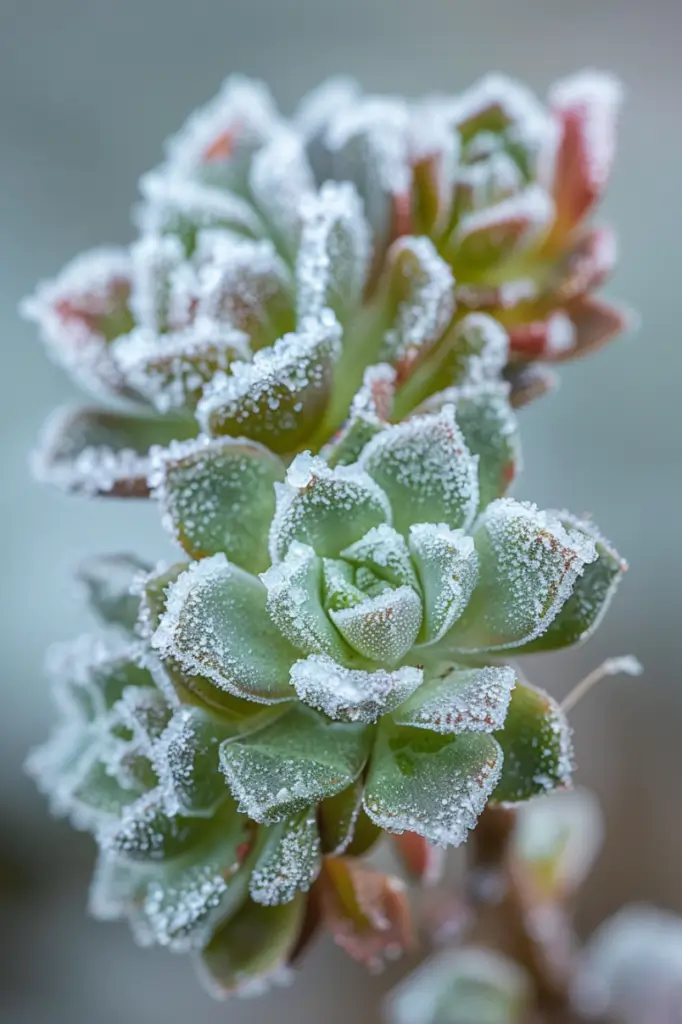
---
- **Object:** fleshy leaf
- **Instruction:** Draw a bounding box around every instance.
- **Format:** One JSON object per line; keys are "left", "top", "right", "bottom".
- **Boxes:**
{"left": 200, "top": 893, "right": 306, "bottom": 998}
{"left": 319, "top": 856, "right": 414, "bottom": 970}
{"left": 547, "top": 71, "right": 623, "bottom": 235}
{"left": 491, "top": 683, "right": 573, "bottom": 804}
{"left": 219, "top": 703, "right": 371, "bottom": 823}
{"left": 409, "top": 524, "right": 479, "bottom": 644}
{"left": 324, "top": 363, "right": 396, "bottom": 468}
{"left": 197, "top": 311, "right": 341, "bottom": 453}
{"left": 517, "top": 515, "right": 626, "bottom": 652}
{"left": 319, "top": 780, "right": 364, "bottom": 855}
{"left": 152, "top": 706, "right": 238, "bottom": 816}
{"left": 77, "top": 553, "right": 150, "bottom": 632}
{"left": 290, "top": 655, "right": 423, "bottom": 723}
{"left": 363, "top": 721, "right": 502, "bottom": 846}
{"left": 149, "top": 435, "right": 284, "bottom": 571}
{"left": 249, "top": 808, "right": 321, "bottom": 906}
{"left": 100, "top": 789, "right": 209, "bottom": 862}
{"left": 152, "top": 554, "right": 298, "bottom": 704}
{"left": 138, "top": 174, "right": 264, "bottom": 243}
{"left": 446, "top": 383, "right": 520, "bottom": 509}
{"left": 386, "top": 946, "right": 531, "bottom": 1024}
{"left": 21, "top": 248, "right": 134, "bottom": 398}
{"left": 248, "top": 130, "right": 315, "bottom": 258}
{"left": 378, "top": 237, "right": 455, "bottom": 378}
{"left": 448, "top": 185, "right": 554, "bottom": 274}
{"left": 359, "top": 407, "right": 479, "bottom": 536}
{"left": 260, "top": 543, "right": 349, "bottom": 660}
{"left": 393, "top": 665, "right": 516, "bottom": 735}
{"left": 33, "top": 407, "right": 197, "bottom": 497}
{"left": 269, "top": 453, "right": 391, "bottom": 563}
{"left": 446, "top": 499, "right": 597, "bottom": 652}
{"left": 341, "top": 523, "right": 417, "bottom": 589}
{"left": 329, "top": 585, "right": 423, "bottom": 664}
{"left": 296, "top": 180, "right": 371, "bottom": 323}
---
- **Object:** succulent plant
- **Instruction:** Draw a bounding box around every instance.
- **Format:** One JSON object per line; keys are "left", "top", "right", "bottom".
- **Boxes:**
{"left": 26, "top": 69, "right": 632, "bottom": 1003}
{"left": 24, "top": 71, "right": 625, "bottom": 497}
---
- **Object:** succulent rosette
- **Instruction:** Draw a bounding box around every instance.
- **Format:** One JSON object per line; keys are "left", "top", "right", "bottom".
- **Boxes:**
{"left": 24, "top": 70, "right": 625, "bottom": 496}
{"left": 28, "top": 393, "right": 626, "bottom": 994}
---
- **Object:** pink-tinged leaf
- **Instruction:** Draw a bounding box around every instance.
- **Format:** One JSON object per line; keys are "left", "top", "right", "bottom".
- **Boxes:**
{"left": 547, "top": 71, "right": 623, "bottom": 235}
{"left": 508, "top": 312, "right": 576, "bottom": 360}
{"left": 506, "top": 364, "right": 558, "bottom": 409}
{"left": 319, "top": 856, "right": 414, "bottom": 971}
{"left": 554, "top": 225, "right": 617, "bottom": 305}
{"left": 392, "top": 831, "right": 445, "bottom": 886}
{"left": 409, "top": 104, "right": 458, "bottom": 237}
{"left": 32, "top": 406, "right": 196, "bottom": 498}
{"left": 559, "top": 297, "right": 631, "bottom": 362}
{"left": 21, "top": 249, "right": 135, "bottom": 398}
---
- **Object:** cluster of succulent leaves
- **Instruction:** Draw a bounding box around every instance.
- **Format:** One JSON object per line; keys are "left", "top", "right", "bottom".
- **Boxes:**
{"left": 27, "top": 69, "right": 628, "bottom": 997}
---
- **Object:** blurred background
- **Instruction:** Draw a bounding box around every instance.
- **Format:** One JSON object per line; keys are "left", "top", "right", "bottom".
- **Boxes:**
{"left": 1, "top": 0, "right": 680, "bottom": 1020}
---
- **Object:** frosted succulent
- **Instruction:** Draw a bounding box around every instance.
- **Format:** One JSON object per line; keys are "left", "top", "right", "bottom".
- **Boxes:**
{"left": 25, "top": 71, "right": 625, "bottom": 496}
{"left": 26, "top": 66, "right": 634, "bottom": 1006}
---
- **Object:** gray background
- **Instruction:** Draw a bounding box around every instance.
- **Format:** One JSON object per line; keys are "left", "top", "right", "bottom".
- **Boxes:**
{"left": 0, "top": 0, "right": 680, "bottom": 1020}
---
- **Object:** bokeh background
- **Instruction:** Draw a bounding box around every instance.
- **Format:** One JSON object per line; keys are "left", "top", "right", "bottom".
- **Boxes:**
{"left": 1, "top": 0, "right": 680, "bottom": 1020}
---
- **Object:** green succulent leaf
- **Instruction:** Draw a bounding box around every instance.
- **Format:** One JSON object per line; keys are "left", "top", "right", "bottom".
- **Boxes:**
{"left": 363, "top": 720, "right": 502, "bottom": 846}
{"left": 446, "top": 382, "right": 520, "bottom": 510}
{"left": 324, "top": 363, "right": 395, "bottom": 468}
{"left": 149, "top": 435, "right": 284, "bottom": 571}
{"left": 296, "top": 180, "right": 371, "bottom": 324}
{"left": 392, "top": 665, "right": 517, "bottom": 735}
{"left": 341, "top": 523, "right": 418, "bottom": 589}
{"left": 290, "top": 655, "right": 423, "bottom": 723}
{"left": 153, "top": 707, "right": 239, "bottom": 816}
{"left": 329, "top": 585, "right": 423, "bottom": 664}
{"left": 409, "top": 524, "right": 479, "bottom": 644}
{"left": 101, "top": 789, "right": 210, "bottom": 862}
{"left": 491, "top": 683, "right": 573, "bottom": 804}
{"left": 516, "top": 516, "right": 627, "bottom": 653}
{"left": 445, "top": 499, "right": 597, "bottom": 652}
{"left": 200, "top": 892, "right": 306, "bottom": 998}
{"left": 319, "top": 780, "right": 364, "bottom": 855}
{"left": 249, "top": 808, "right": 321, "bottom": 906}
{"left": 197, "top": 312, "right": 341, "bottom": 453}
{"left": 77, "top": 553, "right": 150, "bottom": 633}
{"left": 33, "top": 406, "right": 197, "bottom": 497}
{"left": 359, "top": 407, "right": 479, "bottom": 536}
{"left": 269, "top": 453, "right": 391, "bottom": 563}
{"left": 219, "top": 703, "right": 371, "bottom": 823}
{"left": 261, "top": 543, "right": 350, "bottom": 660}
{"left": 448, "top": 185, "right": 554, "bottom": 274}
{"left": 152, "top": 554, "right": 298, "bottom": 704}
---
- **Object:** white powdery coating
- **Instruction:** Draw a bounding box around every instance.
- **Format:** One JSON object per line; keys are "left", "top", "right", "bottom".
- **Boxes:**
{"left": 129, "top": 233, "right": 186, "bottom": 332}
{"left": 350, "top": 363, "right": 397, "bottom": 421}
{"left": 248, "top": 129, "right": 315, "bottom": 244}
{"left": 31, "top": 406, "right": 150, "bottom": 497}
{"left": 359, "top": 406, "right": 480, "bottom": 534}
{"left": 342, "top": 523, "right": 416, "bottom": 588}
{"left": 291, "top": 655, "right": 423, "bottom": 724}
{"left": 449, "top": 73, "right": 554, "bottom": 162}
{"left": 464, "top": 498, "right": 597, "bottom": 651}
{"left": 454, "top": 183, "right": 555, "bottom": 251}
{"left": 164, "top": 73, "right": 281, "bottom": 175}
{"left": 544, "top": 311, "right": 577, "bottom": 356}
{"left": 196, "top": 310, "right": 341, "bottom": 435}
{"left": 380, "top": 237, "right": 455, "bottom": 366}
{"left": 112, "top": 324, "right": 249, "bottom": 414}
{"left": 20, "top": 247, "right": 131, "bottom": 396}
{"left": 249, "top": 811, "right": 321, "bottom": 907}
{"left": 296, "top": 180, "right": 372, "bottom": 319}
{"left": 268, "top": 451, "right": 392, "bottom": 564}
{"left": 329, "top": 585, "right": 423, "bottom": 665}
{"left": 194, "top": 233, "right": 290, "bottom": 327}
{"left": 394, "top": 665, "right": 516, "bottom": 735}
{"left": 325, "top": 95, "right": 413, "bottom": 198}
{"left": 143, "top": 866, "right": 228, "bottom": 952}
{"left": 137, "top": 173, "right": 263, "bottom": 237}
{"left": 548, "top": 70, "right": 624, "bottom": 193}
{"left": 458, "top": 313, "right": 509, "bottom": 384}
{"left": 409, "top": 524, "right": 479, "bottom": 644}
